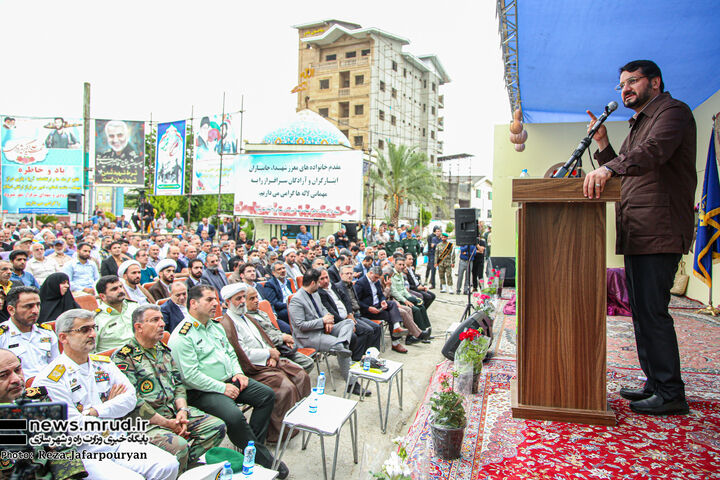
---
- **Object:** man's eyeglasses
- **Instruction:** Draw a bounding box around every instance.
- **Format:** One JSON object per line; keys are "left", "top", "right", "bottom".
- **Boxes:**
{"left": 66, "top": 324, "right": 98, "bottom": 334}
{"left": 615, "top": 76, "right": 648, "bottom": 91}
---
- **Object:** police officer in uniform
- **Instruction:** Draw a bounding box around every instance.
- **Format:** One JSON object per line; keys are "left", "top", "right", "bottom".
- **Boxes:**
{"left": 33, "top": 309, "right": 179, "bottom": 480}
{"left": 93, "top": 276, "right": 139, "bottom": 353}
{"left": 0, "top": 287, "right": 59, "bottom": 379}
{"left": 112, "top": 304, "right": 226, "bottom": 473}
{"left": 168, "top": 285, "right": 288, "bottom": 479}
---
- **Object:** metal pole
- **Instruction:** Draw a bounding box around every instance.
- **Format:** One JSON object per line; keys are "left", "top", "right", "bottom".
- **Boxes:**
{"left": 83, "top": 82, "right": 91, "bottom": 225}
{"left": 187, "top": 105, "right": 193, "bottom": 225}
{"left": 215, "top": 93, "right": 226, "bottom": 240}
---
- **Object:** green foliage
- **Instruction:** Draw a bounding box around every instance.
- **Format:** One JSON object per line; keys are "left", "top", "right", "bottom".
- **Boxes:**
{"left": 420, "top": 207, "right": 432, "bottom": 228}
{"left": 455, "top": 331, "right": 490, "bottom": 374}
{"left": 445, "top": 221, "right": 454, "bottom": 233}
{"left": 429, "top": 371, "right": 466, "bottom": 429}
{"left": 36, "top": 215, "right": 58, "bottom": 224}
{"left": 368, "top": 143, "right": 445, "bottom": 226}
{"left": 104, "top": 211, "right": 116, "bottom": 222}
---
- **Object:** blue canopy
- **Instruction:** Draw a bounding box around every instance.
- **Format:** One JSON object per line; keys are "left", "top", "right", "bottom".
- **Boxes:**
{"left": 517, "top": 1, "right": 720, "bottom": 123}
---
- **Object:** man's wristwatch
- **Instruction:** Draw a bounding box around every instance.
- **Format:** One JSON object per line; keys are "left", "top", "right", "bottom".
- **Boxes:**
{"left": 604, "top": 166, "right": 615, "bottom": 176}
{"left": 178, "top": 407, "right": 190, "bottom": 414}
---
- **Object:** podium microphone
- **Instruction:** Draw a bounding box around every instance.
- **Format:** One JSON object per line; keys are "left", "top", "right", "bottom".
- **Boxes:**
{"left": 553, "top": 101, "right": 619, "bottom": 178}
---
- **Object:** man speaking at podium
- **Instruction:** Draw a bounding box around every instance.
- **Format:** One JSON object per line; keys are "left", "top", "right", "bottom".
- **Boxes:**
{"left": 583, "top": 60, "right": 696, "bottom": 416}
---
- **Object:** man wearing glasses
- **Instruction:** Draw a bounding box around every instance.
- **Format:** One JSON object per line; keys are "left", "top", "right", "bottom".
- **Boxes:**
{"left": 583, "top": 60, "right": 696, "bottom": 416}
{"left": 33, "top": 309, "right": 180, "bottom": 479}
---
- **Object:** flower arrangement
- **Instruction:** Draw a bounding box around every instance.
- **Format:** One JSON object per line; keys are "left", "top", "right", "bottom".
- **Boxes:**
{"left": 455, "top": 328, "right": 491, "bottom": 375}
{"left": 481, "top": 269, "right": 505, "bottom": 297}
{"left": 371, "top": 437, "right": 412, "bottom": 480}
{"left": 472, "top": 293, "right": 496, "bottom": 317}
{"left": 429, "top": 370, "right": 466, "bottom": 428}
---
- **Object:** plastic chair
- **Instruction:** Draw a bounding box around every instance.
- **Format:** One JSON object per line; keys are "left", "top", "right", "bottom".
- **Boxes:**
{"left": 157, "top": 298, "right": 170, "bottom": 306}
{"left": 225, "top": 272, "right": 233, "bottom": 279}
{"left": 142, "top": 282, "right": 156, "bottom": 290}
{"left": 295, "top": 276, "right": 303, "bottom": 288}
{"left": 97, "top": 348, "right": 117, "bottom": 357}
{"left": 161, "top": 331, "right": 170, "bottom": 346}
{"left": 74, "top": 295, "right": 98, "bottom": 311}
{"left": 288, "top": 278, "right": 297, "bottom": 293}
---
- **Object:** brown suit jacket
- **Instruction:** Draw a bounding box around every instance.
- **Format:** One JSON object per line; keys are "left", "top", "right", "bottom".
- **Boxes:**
{"left": 147, "top": 280, "right": 170, "bottom": 302}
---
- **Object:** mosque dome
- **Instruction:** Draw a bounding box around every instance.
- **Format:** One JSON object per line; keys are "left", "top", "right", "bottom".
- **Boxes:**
{"left": 262, "top": 109, "right": 351, "bottom": 147}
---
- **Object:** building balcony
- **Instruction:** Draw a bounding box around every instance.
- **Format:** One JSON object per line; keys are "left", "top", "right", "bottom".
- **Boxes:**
{"left": 314, "top": 60, "right": 338, "bottom": 73}
{"left": 438, "top": 95, "right": 444, "bottom": 108}
{"left": 437, "top": 141, "right": 444, "bottom": 154}
{"left": 438, "top": 117, "right": 444, "bottom": 131}
{"left": 340, "top": 57, "right": 369, "bottom": 68}
{"left": 338, "top": 88, "right": 351, "bottom": 97}
{"left": 338, "top": 117, "right": 349, "bottom": 126}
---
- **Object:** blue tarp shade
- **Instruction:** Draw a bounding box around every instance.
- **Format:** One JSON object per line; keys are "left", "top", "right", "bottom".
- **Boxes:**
{"left": 518, "top": 1, "right": 720, "bottom": 123}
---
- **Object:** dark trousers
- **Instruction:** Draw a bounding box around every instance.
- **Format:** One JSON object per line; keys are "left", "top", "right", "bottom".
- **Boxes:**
{"left": 348, "top": 316, "right": 382, "bottom": 360}
{"left": 406, "top": 296, "right": 431, "bottom": 330}
{"left": 275, "top": 307, "right": 291, "bottom": 334}
{"left": 410, "top": 288, "right": 435, "bottom": 309}
{"left": 365, "top": 301, "right": 403, "bottom": 339}
{"left": 425, "top": 252, "right": 436, "bottom": 287}
{"left": 624, "top": 253, "right": 684, "bottom": 400}
{"left": 472, "top": 255, "right": 484, "bottom": 290}
{"left": 187, "top": 378, "right": 276, "bottom": 468}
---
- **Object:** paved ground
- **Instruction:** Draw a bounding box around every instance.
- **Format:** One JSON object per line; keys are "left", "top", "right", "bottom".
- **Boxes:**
{"left": 250, "top": 286, "right": 470, "bottom": 479}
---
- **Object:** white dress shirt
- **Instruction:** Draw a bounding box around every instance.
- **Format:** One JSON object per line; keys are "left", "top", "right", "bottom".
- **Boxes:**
{"left": 0, "top": 320, "right": 59, "bottom": 378}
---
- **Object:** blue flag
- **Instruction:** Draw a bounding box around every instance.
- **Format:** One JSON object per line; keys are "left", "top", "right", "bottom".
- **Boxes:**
{"left": 693, "top": 128, "right": 720, "bottom": 287}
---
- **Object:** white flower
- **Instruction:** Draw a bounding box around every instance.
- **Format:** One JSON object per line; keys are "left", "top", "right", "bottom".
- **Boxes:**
{"left": 392, "top": 436, "right": 406, "bottom": 446}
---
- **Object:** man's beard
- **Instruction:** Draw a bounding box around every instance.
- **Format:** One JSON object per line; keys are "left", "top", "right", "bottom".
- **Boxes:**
{"left": 228, "top": 303, "right": 246, "bottom": 316}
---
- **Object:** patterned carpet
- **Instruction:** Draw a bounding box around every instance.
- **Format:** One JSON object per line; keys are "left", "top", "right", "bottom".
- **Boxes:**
{"left": 405, "top": 290, "right": 720, "bottom": 479}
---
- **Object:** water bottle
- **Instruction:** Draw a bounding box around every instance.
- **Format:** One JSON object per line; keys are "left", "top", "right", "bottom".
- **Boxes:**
{"left": 220, "top": 461, "right": 233, "bottom": 480}
{"left": 242, "top": 441, "right": 256, "bottom": 476}
{"left": 308, "top": 387, "right": 318, "bottom": 414}
{"left": 316, "top": 372, "right": 326, "bottom": 395}
{"left": 363, "top": 350, "right": 371, "bottom": 371}
{"left": 519, "top": 169, "right": 530, "bottom": 178}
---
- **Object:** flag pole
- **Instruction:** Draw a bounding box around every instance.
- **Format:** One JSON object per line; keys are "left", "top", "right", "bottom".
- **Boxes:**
{"left": 697, "top": 113, "right": 720, "bottom": 316}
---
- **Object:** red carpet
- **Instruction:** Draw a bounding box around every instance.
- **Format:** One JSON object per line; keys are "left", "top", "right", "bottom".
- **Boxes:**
{"left": 405, "top": 291, "right": 720, "bottom": 479}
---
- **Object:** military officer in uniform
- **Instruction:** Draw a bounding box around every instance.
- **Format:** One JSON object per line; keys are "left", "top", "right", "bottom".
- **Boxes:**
{"left": 0, "top": 286, "right": 59, "bottom": 379}
{"left": 112, "top": 304, "right": 226, "bottom": 473}
{"left": 93, "top": 275, "right": 139, "bottom": 353}
{"left": 33, "top": 309, "right": 179, "bottom": 480}
{"left": 435, "top": 233, "right": 456, "bottom": 293}
{"left": 0, "top": 347, "right": 88, "bottom": 480}
{"left": 168, "top": 285, "right": 288, "bottom": 479}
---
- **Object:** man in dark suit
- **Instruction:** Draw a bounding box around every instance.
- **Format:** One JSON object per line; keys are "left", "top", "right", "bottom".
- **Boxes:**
{"left": 185, "top": 259, "right": 204, "bottom": 290}
{"left": 317, "top": 268, "right": 380, "bottom": 361}
{"left": 327, "top": 255, "right": 344, "bottom": 284}
{"left": 404, "top": 253, "right": 435, "bottom": 309}
{"left": 353, "top": 266, "right": 408, "bottom": 353}
{"left": 160, "top": 281, "right": 188, "bottom": 332}
{"left": 354, "top": 255, "right": 373, "bottom": 279}
{"left": 262, "top": 261, "right": 293, "bottom": 334}
{"left": 195, "top": 218, "right": 216, "bottom": 241}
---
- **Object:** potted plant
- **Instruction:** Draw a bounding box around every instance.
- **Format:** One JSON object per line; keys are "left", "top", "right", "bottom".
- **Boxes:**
{"left": 371, "top": 437, "right": 412, "bottom": 479}
{"left": 454, "top": 328, "right": 491, "bottom": 393}
{"left": 429, "top": 371, "right": 466, "bottom": 460}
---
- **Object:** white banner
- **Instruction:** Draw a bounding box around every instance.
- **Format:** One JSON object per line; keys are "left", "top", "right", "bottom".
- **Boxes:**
{"left": 233, "top": 151, "right": 363, "bottom": 221}
{"left": 192, "top": 113, "right": 238, "bottom": 194}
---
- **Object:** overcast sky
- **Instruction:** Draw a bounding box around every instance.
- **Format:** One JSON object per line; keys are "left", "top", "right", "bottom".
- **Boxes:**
{"left": 1, "top": 0, "right": 509, "bottom": 176}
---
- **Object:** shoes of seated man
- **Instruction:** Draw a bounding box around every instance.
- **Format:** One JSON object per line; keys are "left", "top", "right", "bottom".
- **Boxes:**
{"left": 392, "top": 326, "right": 408, "bottom": 335}
{"left": 406, "top": 335, "right": 421, "bottom": 345}
{"left": 391, "top": 343, "right": 408, "bottom": 353}
{"left": 277, "top": 461, "right": 289, "bottom": 479}
{"left": 328, "top": 344, "right": 352, "bottom": 356}
{"left": 346, "top": 381, "right": 372, "bottom": 397}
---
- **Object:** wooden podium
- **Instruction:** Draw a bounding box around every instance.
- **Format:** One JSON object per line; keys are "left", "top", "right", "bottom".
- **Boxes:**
{"left": 510, "top": 178, "right": 621, "bottom": 426}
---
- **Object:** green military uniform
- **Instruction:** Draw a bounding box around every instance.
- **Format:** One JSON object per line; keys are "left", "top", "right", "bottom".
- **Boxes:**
{"left": 111, "top": 338, "right": 225, "bottom": 472}
{"left": 390, "top": 270, "right": 431, "bottom": 330}
{"left": 0, "top": 386, "right": 87, "bottom": 480}
{"left": 384, "top": 239, "right": 401, "bottom": 258}
{"left": 93, "top": 300, "right": 139, "bottom": 353}
{"left": 401, "top": 238, "right": 422, "bottom": 264}
{"left": 435, "top": 237, "right": 456, "bottom": 291}
{"left": 168, "top": 315, "right": 277, "bottom": 469}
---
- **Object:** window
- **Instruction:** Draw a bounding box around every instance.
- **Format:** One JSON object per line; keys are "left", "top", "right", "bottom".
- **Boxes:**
{"left": 432, "top": 82, "right": 436, "bottom": 92}
{"left": 487, "top": 210, "right": 492, "bottom": 219}
{"left": 318, "top": 107, "right": 329, "bottom": 117}
{"left": 423, "top": 79, "right": 427, "bottom": 88}
{"left": 354, "top": 136, "right": 363, "bottom": 147}
{"left": 379, "top": 81, "right": 386, "bottom": 91}
{"left": 326, "top": 54, "right": 336, "bottom": 61}
{"left": 354, "top": 75, "right": 364, "bottom": 85}
{"left": 379, "top": 110, "right": 385, "bottom": 121}
{"left": 341, "top": 129, "right": 349, "bottom": 138}
{"left": 431, "top": 130, "right": 435, "bottom": 139}
{"left": 361, "top": 49, "right": 370, "bottom": 56}
{"left": 403, "top": 68, "right": 407, "bottom": 78}
{"left": 391, "top": 88, "right": 397, "bottom": 99}
{"left": 422, "top": 128, "right": 426, "bottom": 136}
{"left": 476, "top": 189, "right": 482, "bottom": 199}
{"left": 346, "top": 51, "right": 356, "bottom": 58}
{"left": 430, "top": 155, "right": 435, "bottom": 163}
{"left": 391, "top": 115, "right": 396, "bottom": 126}
{"left": 319, "top": 79, "right": 330, "bottom": 89}
{"left": 354, "top": 104, "right": 364, "bottom": 115}
{"left": 340, "top": 71, "right": 350, "bottom": 88}
{"left": 431, "top": 106, "right": 436, "bottom": 115}
{"left": 488, "top": 191, "right": 492, "bottom": 200}
{"left": 423, "top": 103, "right": 426, "bottom": 112}
{"left": 378, "top": 139, "right": 384, "bottom": 149}
{"left": 339, "top": 102, "right": 350, "bottom": 117}
{"left": 392, "top": 60, "right": 398, "bottom": 71}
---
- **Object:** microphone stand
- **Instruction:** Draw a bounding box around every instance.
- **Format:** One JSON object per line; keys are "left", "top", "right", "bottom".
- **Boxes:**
{"left": 553, "top": 104, "right": 613, "bottom": 178}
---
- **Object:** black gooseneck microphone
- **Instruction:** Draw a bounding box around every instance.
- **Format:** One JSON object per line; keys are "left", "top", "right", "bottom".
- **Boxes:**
{"left": 553, "top": 101, "right": 619, "bottom": 178}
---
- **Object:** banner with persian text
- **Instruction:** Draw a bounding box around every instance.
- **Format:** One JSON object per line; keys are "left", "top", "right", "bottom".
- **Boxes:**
{"left": 94, "top": 119, "right": 145, "bottom": 186}
{"left": 192, "top": 113, "right": 238, "bottom": 195}
{"left": 233, "top": 150, "right": 362, "bottom": 221}
{"left": 154, "top": 120, "right": 186, "bottom": 196}
{"left": 1, "top": 116, "right": 83, "bottom": 214}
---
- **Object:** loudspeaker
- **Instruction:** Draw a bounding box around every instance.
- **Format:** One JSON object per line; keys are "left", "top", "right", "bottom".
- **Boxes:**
{"left": 489, "top": 256, "right": 516, "bottom": 287}
{"left": 442, "top": 311, "right": 494, "bottom": 361}
{"left": 67, "top": 193, "right": 82, "bottom": 214}
{"left": 454, "top": 208, "right": 478, "bottom": 246}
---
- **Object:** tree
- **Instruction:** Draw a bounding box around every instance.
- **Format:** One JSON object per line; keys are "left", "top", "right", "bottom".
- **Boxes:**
{"left": 367, "top": 143, "right": 445, "bottom": 226}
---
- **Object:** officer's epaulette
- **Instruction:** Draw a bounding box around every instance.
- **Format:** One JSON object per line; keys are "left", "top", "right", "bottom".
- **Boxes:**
{"left": 39, "top": 323, "right": 53, "bottom": 331}
{"left": 0, "top": 324, "right": 7, "bottom": 335}
{"left": 95, "top": 308, "right": 102, "bottom": 313}
{"left": 117, "top": 345, "right": 134, "bottom": 357}
{"left": 25, "top": 386, "right": 48, "bottom": 399}
{"left": 89, "top": 354, "right": 111, "bottom": 363}
{"left": 179, "top": 321, "right": 192, "bottom": 336}
{"left": 47, "top": 364, "right": 66, "bottom": 382}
